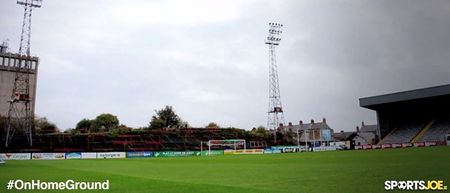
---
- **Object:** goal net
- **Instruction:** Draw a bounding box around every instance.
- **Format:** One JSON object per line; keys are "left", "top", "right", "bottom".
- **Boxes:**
{"left": 204, "top": 139, "right": 246, "bottom": 155}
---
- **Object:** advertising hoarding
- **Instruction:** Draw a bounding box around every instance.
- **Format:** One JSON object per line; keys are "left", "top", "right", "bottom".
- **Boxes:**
{"left": 97, "top": 152, "right": 126, "bottom": 159}
{"left": 81, "top": 152, "right": 97, "bottom": 159}
{"left": 224, "top": 149, "right": 264, "bottom": 155}
{"left": 65, "top": 152, "right": 81, "bottom": 159}
{"left": 126, "top": 151, "right": 154, "bottom": 158}
{"left": 0, "top": 153, "right": 31, "bottom": 160}
{"left": 154, "top": 151, "right": 201, "bottom": 157}
{"left": 381, "top": 144, "right": 392, "bottom": 149}
{"left": 200, "top": 150, "right": 224, "bottom": 156}
{"left": 32, "top": 153, "right": 65, "bottom": 160}
{"left": 313, "top": 146, "right": 337, "bottom": 152}
{"left": 391, "top": 144, "right": 402, "bottom": 148}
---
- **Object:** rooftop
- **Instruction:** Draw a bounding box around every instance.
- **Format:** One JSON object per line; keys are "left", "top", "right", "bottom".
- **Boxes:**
{"left": 359, "top": 84, "right": 450, "bottom": 109}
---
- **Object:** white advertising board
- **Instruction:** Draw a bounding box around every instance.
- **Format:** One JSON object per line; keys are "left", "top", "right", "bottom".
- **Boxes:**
{"left": 81, "top": 152, "right": 97, "bottom": 159}
{"left": 0, "top": 153, "right": 31, "bottom": 160}
{"left": 96, "top": 152, "right": 126, "bottom": 159}
{"left": 313, "top": 146, "right": 337, "bottom": 152}
{"left": 32, "top": 153, "right": 65, "bottom": 160}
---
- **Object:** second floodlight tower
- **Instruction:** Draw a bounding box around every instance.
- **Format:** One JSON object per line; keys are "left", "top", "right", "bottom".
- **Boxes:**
{"left": 4, "top": 0, "right": 42, "bottom": 148}
{"left": 265, "top": 22, "right": 285, "bottom": 141}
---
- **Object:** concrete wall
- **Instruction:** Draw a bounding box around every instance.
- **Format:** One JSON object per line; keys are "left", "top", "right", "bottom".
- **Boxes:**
{"left": 0, "top": 52, "right": 38, "bottom": 117}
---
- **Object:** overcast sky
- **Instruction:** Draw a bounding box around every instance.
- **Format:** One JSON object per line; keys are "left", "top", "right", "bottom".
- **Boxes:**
{"left": 1, "top": 0, "right": 449, "bottom": 131}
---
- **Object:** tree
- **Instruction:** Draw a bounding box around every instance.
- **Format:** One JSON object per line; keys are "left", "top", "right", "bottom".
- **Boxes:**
{"left": 252, "top": 126, "right": 269, "bottom": 138}
{"left": 76, "top": 118, "right": 92, "bottom": 132}
{"left": 148, "top": 106, "right": 186, "bottom": 129}
{"left": 35, "top": 117, "right": 59, "bottom": 134}
{"left": 76, "top": 118, "right": 92, "bottom": 130}
{"left": 92, "top": 113, "right": 119, "bottom": 132}
{"left": 206, "top": 122, "right": 220, "bottom": 128}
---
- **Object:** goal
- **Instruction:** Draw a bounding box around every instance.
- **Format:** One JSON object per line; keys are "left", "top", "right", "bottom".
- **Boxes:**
{"left": 205, "top": 139, "right": 246, "bottom": 155}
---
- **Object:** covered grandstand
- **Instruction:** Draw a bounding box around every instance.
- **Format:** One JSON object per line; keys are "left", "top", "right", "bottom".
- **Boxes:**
{"left": 359, "top": 84, "right": 450, "bottom": 145}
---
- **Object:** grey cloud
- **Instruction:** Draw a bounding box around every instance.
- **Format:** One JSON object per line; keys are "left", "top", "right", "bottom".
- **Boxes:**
{"left": 1, "top": 0, "right": 449, "bottom": 131}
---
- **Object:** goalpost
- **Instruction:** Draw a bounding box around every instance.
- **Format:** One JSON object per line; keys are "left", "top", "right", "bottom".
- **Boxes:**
{"left": 206, "top": 139, "right": 246, "bottom": 156}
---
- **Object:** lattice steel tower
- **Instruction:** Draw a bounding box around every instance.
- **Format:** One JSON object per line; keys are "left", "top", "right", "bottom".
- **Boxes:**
{"left": 4, "top": 0, "right": 42, "bottom": 147}
{"left": 265, "top": 22, "right": 285, "bottom": 139}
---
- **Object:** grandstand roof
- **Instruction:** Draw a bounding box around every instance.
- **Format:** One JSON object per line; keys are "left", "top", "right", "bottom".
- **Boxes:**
{"left": 359, "top": 84, "right": 450, "bottom": 109}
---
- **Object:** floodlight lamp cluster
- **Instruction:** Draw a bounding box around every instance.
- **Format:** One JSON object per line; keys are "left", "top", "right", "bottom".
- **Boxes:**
{"left": 267, "top": 37, "right": 281, "bottom": 41}
{"left": 269, "top": 22, "right": 283, "bottom": 27}
{"left": 269, "top": 29, "right": 282, "bottom": 35}
{"left": 17, "top": 0, "right": 42, "bottom": 8}
{"left": 266, "top": 22, "right": 283, "bottom": 44}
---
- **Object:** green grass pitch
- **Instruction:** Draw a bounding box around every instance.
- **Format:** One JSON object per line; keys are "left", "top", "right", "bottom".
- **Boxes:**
{"left": 1, "top": 147, "right": 449, "bottom": 193}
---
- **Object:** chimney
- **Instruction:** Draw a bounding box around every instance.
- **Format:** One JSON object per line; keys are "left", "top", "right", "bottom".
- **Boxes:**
{"left": 356, "top": 126, "right": 360, "bottom": 132}
{"left": 322, "top": 118, "right": 326, "bottom": 124}
{"left": 0, "top": 43, "right": 7, "bottom": 53}
{"left": 311, "top": 119, "right": 314, "bottom": 124}
{"left": 362, "top": 121, "right": 365, "bottom": 127}
{"left": 299, "top": 120, "right": 303, "bottom": 125}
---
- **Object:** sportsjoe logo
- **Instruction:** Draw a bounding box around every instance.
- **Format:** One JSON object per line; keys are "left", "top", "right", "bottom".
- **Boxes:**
{"left": 385, "top": 180, "right": 447, "bottom": 191}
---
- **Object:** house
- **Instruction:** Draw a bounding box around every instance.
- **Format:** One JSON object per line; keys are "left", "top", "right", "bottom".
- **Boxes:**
{"left": 281, "top": 118, "right": 334, "bottom": 145}
{"left": 353, "top": 122, "right": 378, "bottom": 145}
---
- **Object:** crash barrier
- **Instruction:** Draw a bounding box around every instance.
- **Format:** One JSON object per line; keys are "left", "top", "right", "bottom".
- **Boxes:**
{"left": 0, "top": 145, "right": 358, "bottom": 161}
{"left": 0, "top": 150, "right": 224, "bottom": 160}
{"left": 3, "top": 141, "right": 445, "bottom": 161}
{"left": 32, "top": 153, "right": 65, "bottom": 160}
{"left": 0, "top": 153, "right": 31, "bottom": 160}
{"left": 312, "top": 146, "right": 337, "bottom": 152}
{"left": 355, "top": 141, "right": 441, "bottom": 150}
{"left": 270, "top": 146, "right": 303, "bottom": 153}
{"left": 126, "top": 151, "right": 153, "bottom": 158}
{"left": 224, "top": 149, "right": 264, "bottom": 155}
{"left": 154, "top": 151, "right": 201, "bottom": 157}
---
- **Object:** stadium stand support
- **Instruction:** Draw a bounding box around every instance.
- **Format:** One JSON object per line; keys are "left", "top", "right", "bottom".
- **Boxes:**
{"left": 411, "top": 120, "right": 435, "bottom": 143}
{"left": 417, "top": 119, "right": 450, "bottom": 143}
{"left": 378, "top": 127, "right": 398, "bottom": 145}
{"left": 380, "top": 122, "right": 425, "bottom": 144}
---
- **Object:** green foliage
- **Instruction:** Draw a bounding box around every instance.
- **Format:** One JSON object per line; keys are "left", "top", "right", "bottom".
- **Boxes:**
{"left": 92, "top": 113, "right": 119, "bottom": 132}
{"left": 0, "top": 115, "right": 30, "bottom": 135}
{"left": 75, "top": 113, "right": 119, "bottom": 132}
{"left": 251, "top": 126, "right": 269, "bottom": 138}
{"left": 148, "top": 106, "right": 186, "bottom": 129}
{"left": 108, "top": 124, "right": 133, "bottom": 137}
{"left": 206, "top": 122, "right": 220, "bottom": 128}
{"left": 35, "top": 117, "right": 58, "bottom": 134}
{"left": 75, "top": 118, "right": 92, "bottom": 131}
{"left": 149, "top": 117, "right": 165, "bottom": 130}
